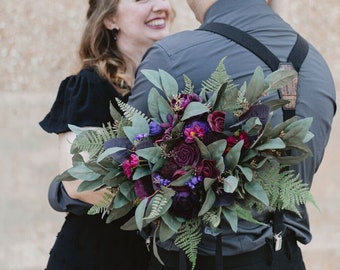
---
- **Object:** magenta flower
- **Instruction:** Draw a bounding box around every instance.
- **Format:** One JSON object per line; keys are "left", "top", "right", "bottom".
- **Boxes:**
{"left": 183, "top": 121, "right": 210, "bottom": 143}
{"left": 122, "top": 154, "right": 139, "bottom": 179}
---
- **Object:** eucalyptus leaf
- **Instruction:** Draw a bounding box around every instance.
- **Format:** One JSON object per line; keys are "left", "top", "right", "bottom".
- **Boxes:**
{"left": 255, "top": 138, "right": 285, "bottom": 151}
{"left": 136, "top": 147, "right": 162, "bottom": 164}
{"left": 135, "top": 198, "right": 148, "bottom": 231}
{"left": 243, "top": 117, "right": 263, "bottom": 136}
{"left": 68, "top": 164, "right": 101, "bottom": 181}
{"left": 207, "top": 140, "right": 227, "bottom": 160}
{"left": 133, "top": 166, "right": 151, "bottom": 180}
{"left": 198, "top": 188, "right": 216, "bottom": 216}
{"left": 106, "top": 202, "right": 134, "bottom": 223}
{"left": 245, "top": 66, "right": 265, "bottom": 104}
{"left": 244, "top": 181, "right": 269, "bottom": 206}
{"left": 97, "top": 147, "right": 126, "bottom": 162}
{"left": 113, "top": 191, "right": 130, "bottom": 209}
{"left": 119, "top": 181, "right": 136, "bottom": 201}
{"left": 181, "top": 102, "right": 209, "bottom": 121}
{"left": 161, "top": 212, "right": 182, "bottom": 233}
{"left": 204, "top": 177, "right": 216, "bottom": 191}
{"left": 141, "top": 69, "right": 163, "bottom": 89}
{"left": 123, "top": 113, "right": 150, "bottom": 143}
{"left": 225, "top": 140, "right": 244, "bottom": 170}
{"left": 170, "top": 170, "right": 194, "bottom": 186}
{"left": 159, "top": 220, "right": 177, "bottom": 242}
{"left": 77, "top": 178, "right": 104, "bottom": 192}
{"left": 222, "top": 207, "right": 238, "bottom": 232}
{"left": 224, "top": 175, "right": 239, "bottom": 193}
{"left": 237, "top": 165, "right": 253, "bottom": 182}
{"left": 159, "top": 69, "right": 179, "bottom": 98}
{"left": 265, "top": 69, "right": 297, "bottom": 93}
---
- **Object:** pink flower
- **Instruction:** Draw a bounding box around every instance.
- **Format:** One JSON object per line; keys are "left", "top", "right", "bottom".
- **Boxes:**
{"left": 122, "top": 154, "right": 139, "bottom": 179}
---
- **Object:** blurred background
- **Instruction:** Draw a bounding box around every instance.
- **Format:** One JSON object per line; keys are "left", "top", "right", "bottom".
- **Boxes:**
{"left": 0, "top": 1, "right": 339, "bottom": 269}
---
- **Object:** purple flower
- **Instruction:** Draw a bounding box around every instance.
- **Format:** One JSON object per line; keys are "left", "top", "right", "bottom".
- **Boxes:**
{"left": 170, "top": 190, "right": 200, "bottom": 219}
{"left": 134, "top": 176, "right": 154, "bottom": 200}
{"left": 170, "top": 93, "right": 202, "bottom": 112}
{"left": 149, "top": 121, "right": 163, "bottom": 136}
{"left": 183, "top": 121, "right": 210, "bottom": 143}
{"left": 185, "top": 175, "right": 203, "bottom": 190}
{"left": 172, "top": 141, "right": 201, "bottom": 167}
{"left": 240, "top": 104, "right": 270, "bottom": 127}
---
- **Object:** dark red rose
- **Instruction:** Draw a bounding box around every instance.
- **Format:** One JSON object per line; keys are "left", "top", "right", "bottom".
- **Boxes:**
{"left": 226, "top": 131, "right": 250, "bottom": 150}
{"left": 172, "top": 141, "right": 200, "bottom": 167}
{"left": 197, "top": 159, "right": 219, "bottom": 179}
{"left": 207, "top": 111, "right": 226, "bottom": 132}
{"left": 170, "top": 191, "right": 200, "bottom": 219}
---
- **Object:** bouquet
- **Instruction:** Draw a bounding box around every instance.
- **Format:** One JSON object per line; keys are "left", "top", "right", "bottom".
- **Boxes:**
{"left": 59, "top": 58, "right": 316, "bottom": 268}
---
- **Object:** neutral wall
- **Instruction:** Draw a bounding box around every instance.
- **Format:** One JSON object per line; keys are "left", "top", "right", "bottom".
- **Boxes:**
{"left": 0, "top": 1, "right": 339, "bottom": 269}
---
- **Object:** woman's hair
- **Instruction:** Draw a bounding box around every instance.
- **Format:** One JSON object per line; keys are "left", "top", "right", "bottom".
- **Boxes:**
{"left": 79, "top": 0, "right": 129, "bottom": 94}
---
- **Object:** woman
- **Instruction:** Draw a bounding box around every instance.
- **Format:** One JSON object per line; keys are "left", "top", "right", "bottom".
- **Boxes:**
{"left": 40, "top": 0, "right": 172, "bottom": 269}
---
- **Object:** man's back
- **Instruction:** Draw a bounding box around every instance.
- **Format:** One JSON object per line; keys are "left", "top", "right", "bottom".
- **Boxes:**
{"left": 129, "top": 0, "right": 336, "bottom": 259}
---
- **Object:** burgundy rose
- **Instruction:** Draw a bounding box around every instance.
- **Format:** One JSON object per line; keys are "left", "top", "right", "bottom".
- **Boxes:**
{"left": 197, "top": 159, "right": 220, "bottom": 179}
{"left": 172, "top": 141, "right": 201, "bottom": 167}
{"left": 207, "top": 111, "right": 226, "bottom": 132}
{"left": 226, "top": 131, "right": 250, "bottom": 153}
{"left": 170, "top": 190, "right": 200, "bottom": 219}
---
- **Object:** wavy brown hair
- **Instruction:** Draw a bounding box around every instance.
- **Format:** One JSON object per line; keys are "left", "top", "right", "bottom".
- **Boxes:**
{"left": 79, "top": 0, "right": 129, "bottom": 95}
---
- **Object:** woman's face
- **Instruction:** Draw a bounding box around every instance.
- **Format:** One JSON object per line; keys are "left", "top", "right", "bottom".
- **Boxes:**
{"left": 112, "top": 0, "right": 172, "bottom": 50}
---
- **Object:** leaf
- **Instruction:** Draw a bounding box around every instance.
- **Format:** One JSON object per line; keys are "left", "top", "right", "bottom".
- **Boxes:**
{"left": 113, "top": 191, "right": 130, "bottom": 209}
{"left": 148, "top": 88, "right": 172, "bottom": 123}
{"left": 170, "top": 169, "right": 194, "bottom": 186}
{"left": 244, "top": 181, "right": 269, "bottom": 206}
{"left": 245, "top": 66, "right": 266, "bottom": 104}
{"left": 222, "top": 207, "right": 238, "bottom": 232}
{"left": 243, "top": 117, "right": 263, "bottom": 136}
{"left": 119, "top": 181, "right": 136, "bottom": 201}
{"left": 181, "top": 102, "right": 209, "bottom": 121}
{"left": 255, "top": 138, "right": 285, "bottom": 151}
{"left": 225, "top": 140, "right": 244, "bottom": 170}
{"left": 198, "top": 188, "right": 216, "bottom": 216}
{"left": 237, "top": 165, "right": 253, "bottom": 182}
{"left": 135, "top": 197, "right": 148, "bottom": 231}
{"left": 109, "top": 102, "right": 123, "bottom": 121}
{"left": 264, "top": 69, "right": 297, "bottom": 93}
{"left": 207, "top": 140, "right": 227, "bottom": 160}
{"left": 159, "top": 220, "right": 177, "bottom": 242}
{"left": 68, "top": 164, "right": 101, "bottom": 181}
{"left": 106, "top": 202, "right": 134, "bottom": 223}
{"left": 224, "top": 175, "right": 239, "bottom": 193}
{"left": 132, "top": 166, "right": 151, "bottom": 180}
{"left": 136, "top": 147, "right": 162, "bottom": 164}
{"left": 123, "top": 113, "right": 149, "bottom": 143}
{"left": 77, "top": 178, "right": 104, "bottom": 192}
{"left": 141, "top": 69, "right": 163, "bottom": 89}
{"left": 159, "top": 69, "right": 179, "bottom": 98}
{"left": 97, "top": 147, "right": 127, "bottom": 162}
{"left": 161, "top": 212, "right": 183, "bottom": 233}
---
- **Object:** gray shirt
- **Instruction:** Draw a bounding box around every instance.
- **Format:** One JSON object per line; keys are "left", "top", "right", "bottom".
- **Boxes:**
{"left": 129, "top": 0, "right": 336, "bottom": 256}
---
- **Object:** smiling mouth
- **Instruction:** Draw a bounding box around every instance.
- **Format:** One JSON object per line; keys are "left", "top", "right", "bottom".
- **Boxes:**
{"left": 147, "top": 18, "right": 166, "bottom": 27}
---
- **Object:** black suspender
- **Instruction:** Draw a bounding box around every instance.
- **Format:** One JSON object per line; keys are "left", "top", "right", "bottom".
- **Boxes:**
{"left": 199, "top": 22, "right": 309, "bottom": 121}
{"left": 195, "top": 22, "right": 310, "bottom": 270}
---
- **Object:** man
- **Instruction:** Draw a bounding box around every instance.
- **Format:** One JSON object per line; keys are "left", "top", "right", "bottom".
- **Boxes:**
{"left": 129, "top": 0, "right": 336, "bottom": 269}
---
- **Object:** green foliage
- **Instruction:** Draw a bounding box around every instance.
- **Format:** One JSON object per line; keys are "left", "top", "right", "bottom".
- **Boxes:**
{"left": 88, "top": 191, "right": 114, "bottom": 217}
{"left": 255, "top": 164, "right": 317, "bottom": 215}
{"left": 174, "top": 218, "right": 202, "bottom": 270}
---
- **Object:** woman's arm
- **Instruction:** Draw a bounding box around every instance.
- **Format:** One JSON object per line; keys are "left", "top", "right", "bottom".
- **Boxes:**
{"left": 59, "top": 131, "right": 109, "bottom": 205}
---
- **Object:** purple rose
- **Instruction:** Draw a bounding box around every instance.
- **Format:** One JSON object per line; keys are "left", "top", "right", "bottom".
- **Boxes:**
{"left": 172, "top": 141, "right": 201, "bottom": 167}
{"left": 170, "top": 190, "right": 200, "bottom": 219}
{"left": 207, "top": 111, "right": 226, "bottom": 132}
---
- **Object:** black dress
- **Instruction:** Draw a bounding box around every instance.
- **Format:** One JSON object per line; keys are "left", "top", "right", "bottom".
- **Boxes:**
{"left": 40, "top": 68, "right": 150, "bottom": 270}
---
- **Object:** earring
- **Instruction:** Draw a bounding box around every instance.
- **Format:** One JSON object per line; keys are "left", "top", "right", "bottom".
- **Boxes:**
{"left": 112, "top": 28, "right": 119, "bottom": 41}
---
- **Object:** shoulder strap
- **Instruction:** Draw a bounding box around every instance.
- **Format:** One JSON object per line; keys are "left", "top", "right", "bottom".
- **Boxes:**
{"left": 199, "top": 22, "right": 309, "bottom": 72}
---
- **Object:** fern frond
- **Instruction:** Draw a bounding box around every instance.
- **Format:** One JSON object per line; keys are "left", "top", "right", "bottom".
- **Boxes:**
{"left": 255, "top": 164, "right": 317, "bottom": 215}
{"left": 182, "top": 74, "right": 195, "bottom": 94}
{"left": 175, "top": 218, "right": 202, "bottom": 270}
{"left": 87, "top": 191, "right": 115, "bottom": 218}
{"left": 144, "top": 187, "right": 175, "bottom": 221}
{"left": 202, "top": 208, "right": 221, "bottom": 229}
{"left": 71, "top": 129, "right": 106, "bottom": 159}
{"left": 200, "top": 57, "right": 230, "bottom": 94}
{"left": 115, "top": 98, "right": 149, "bottom": 122}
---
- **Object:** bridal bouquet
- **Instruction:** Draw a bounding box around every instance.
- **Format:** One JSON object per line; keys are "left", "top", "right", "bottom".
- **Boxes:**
{"left": 58, "top": 58, "right": 316, "bottom": 268}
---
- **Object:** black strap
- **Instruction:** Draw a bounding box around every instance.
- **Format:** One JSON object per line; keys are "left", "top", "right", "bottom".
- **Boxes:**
{"left": 200, "top": 23, "right": 280, "bottom": 71}
{"left": 199, "top": 22, "right": 309, "bottom": 73}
